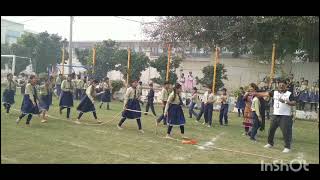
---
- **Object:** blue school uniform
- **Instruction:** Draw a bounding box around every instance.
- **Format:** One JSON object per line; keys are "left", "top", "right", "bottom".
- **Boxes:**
{"left": 2, "top": 80, "right": 17, "bottom": 105}
{"left": 21, "top": 83, "right": 40, "bottom": 114}
{"left": 59, "top": 80, "right": 74, "bottom": 108}
{"left": 309, "top": 87, "right": 319, "bottom": 103}
{"left": 39, "top": 84, "right": 52, "bottom": 111}
{"left": 122, "top": 87, "right": 141, "bottom": 119}
{"left": 236, "top": 94, "right": 245, "bottom": 109}
{"left": 166, "top": 92, "right": 185, "bottom": 126}
{"left": 77, "top": 85, "right": 96, "bottom": 113}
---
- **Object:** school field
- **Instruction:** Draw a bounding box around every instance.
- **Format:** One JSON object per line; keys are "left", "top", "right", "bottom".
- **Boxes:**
{"left": 1, "top": 90, "right": 319, "bottom": 164}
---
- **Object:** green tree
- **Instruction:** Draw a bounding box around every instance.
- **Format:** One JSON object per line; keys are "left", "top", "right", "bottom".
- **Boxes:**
{"left": 113, "top": 49, "right": 150, "bottom": 83}
{"left": 145, "top": 16, "right": 319, "bottom": 62}
{"left": 87, "top": 40, "right": 119, "bottom": 80}
{"left": 198, "top": 63, "right": 228, "bottom": 93}
{"left": 75, "top": 48, "right": 90, "bottom": 66}
{"left": 150, "top": 54, "right": 182, "bottom": 85}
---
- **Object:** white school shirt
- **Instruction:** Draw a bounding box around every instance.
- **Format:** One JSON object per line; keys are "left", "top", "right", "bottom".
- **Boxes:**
{"left": 271, "top": 90, "right": 294, "bottom": 116}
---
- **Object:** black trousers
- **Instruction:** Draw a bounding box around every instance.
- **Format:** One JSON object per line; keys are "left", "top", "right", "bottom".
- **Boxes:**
{"left": 145, "top": 100, "right": 156, "bottom": 116}
{"left": 18, "top": 113, "right": 33, "bottom": 124}
{"left": 267, "top": 115, "right": 293, "bottom": 149}
{"left": 157, "top": 101, "right": 167, "bottom": 124}
{"left": 118, "top": 117, "right": 142, "bottom": 130}
{"left": 60, "top": 107, "right": 71, "bottom": 119}
{"left": 196, "top": 102, "right": 205, "bottom": 121}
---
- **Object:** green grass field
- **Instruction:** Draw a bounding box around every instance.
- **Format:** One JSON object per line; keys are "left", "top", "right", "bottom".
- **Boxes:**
{"left": 1, "top": 90, "right": 319, "bottom": 164}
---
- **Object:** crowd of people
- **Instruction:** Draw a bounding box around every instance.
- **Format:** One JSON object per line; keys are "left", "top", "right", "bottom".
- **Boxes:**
{"left": 2, "top": 71, "right": 318, "bottom": 154}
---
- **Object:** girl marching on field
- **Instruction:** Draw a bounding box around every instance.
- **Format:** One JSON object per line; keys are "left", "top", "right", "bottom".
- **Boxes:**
{"left": 235, "top": 87, "right": 245, "bottom": 117}
{"left": 82, "top": 77, "right": 88, "bottom": 99}
{"left": 204, "top": 86, "right": 215, "bottom": 127}
{"left": 75, "top": 79, "right": 102, "bottom": 124}
{"left": 117, "top": 80, "right": 144, "bottom": 133}
{"left": 189, "top": 87, "right": 199, "bottom": 119}
{"left": 145, "top": 82, "right": 157, "bottom": 116}
{"left": 156, "top": 81, "right": 171, "bottom": 126}
{"left": 16, "top": 75, "right": 40, "bottom": 126}
{"left": 38, "top": 77, "right": 54, "bottom": 123}
{"left": 99, "top": 77, "right": 113, "bottom": 110}
{"left": 219, "top": 88, "right": 229, "bottom": 126}
{"left": 309, "top": 81, "right": 319, "bottom": 112}
{"left": 2, "top": 73, "right": 19, "bottom": 114}
{"left": 164, "top": 83, "right": 187, "bottom": 139}
{"left": 55, "top": 74, "right": 63, "bottom": 97}
{"left": 59, "top": 74, "right": 75, "bottom": 120}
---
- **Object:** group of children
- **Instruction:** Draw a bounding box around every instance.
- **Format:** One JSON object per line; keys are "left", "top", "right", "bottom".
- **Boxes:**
{"left": 2, "top": 73, "right": 114, "bottom": 126}
{"left": 3, "top": 72, "right": 308, "bottom": 152}
{"left": 295, "top": 78, "right": 319, "bottom": 111}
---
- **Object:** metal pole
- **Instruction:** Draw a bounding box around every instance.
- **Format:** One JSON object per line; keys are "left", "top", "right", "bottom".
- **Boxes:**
{"left": 68, "top": 16, "right": 73, "bottom": 75}
{"left": 166, "top": 44, "right": 171, "bottom": 81}
{"left": 12, "top": 55, "right": 16, "bottom": 75}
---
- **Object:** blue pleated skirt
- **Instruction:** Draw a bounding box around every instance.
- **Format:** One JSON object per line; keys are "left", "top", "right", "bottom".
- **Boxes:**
{"left": 236, "top": 98, "right": 245, "bottom": 109}
{"left": 2, "top": 89, "right": 15, "bottom": 105}
{"left": 167, "top": 104, "right": 185, "bottom": 126}
{"left": 21, "top": 94, "right": 39, "bottom": 114}
{"left": 309, "top": 92, "right": 319, "bottom": 103}
{"left": 39, "top": 95, "right": 51, "bottom": 111}
{"left": 56, "top": 84, "right": 62, "bottom": 96}
{"left": 299, "top": 91, "right": 310, "bottom": 102}
{"left": 122, "top": 99, "right": 141, "bottom": 119}
{"left": 101, "top": 90, "right": 111, "bottom": 102}
{"left": 59, "top": 91, "right": 74, "bottom": 107}
{"left": 77, "top": 95, "right": 96, "bottom": 113}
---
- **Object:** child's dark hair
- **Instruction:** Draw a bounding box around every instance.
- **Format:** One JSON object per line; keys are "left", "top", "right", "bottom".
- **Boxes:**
{"left": 249, "top": 83, "right": 259, "bottom": 91}
{"left": 172, "top": 83, "right": 182, "bottom": 101}
{"left": 164, "top": 81, "right": 170, "bottom": 85}
{"left": 222, "top": 88, "right": 227, "bottom": 92}
{"left": 92, "top": 79, "right": 99, "bottom": 84}
{"left": 7, "top": 73, "right": 13, "bottom": 78}
{"left": 29, "top": 74, "right": 36, "bottom": 80}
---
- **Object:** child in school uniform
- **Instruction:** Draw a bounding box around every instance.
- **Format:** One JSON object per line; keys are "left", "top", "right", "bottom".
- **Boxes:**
{"left": 16, "top": 75, "right": 40, "bottom": 126}
{"left": 38, "top": 77, "right": 53, "bottom": 123}
{"left": 249, "top": 92, "right": 261, "bottom": 141}
{"left": 48, "top": 76, "right": 54, "bottom": 106}
{"left": 117, "top": 80, "right": 144, "bottom": 133}
{"left": 196, "top": 85, "right": 207, "bottom": 122}
{"left": 164, "top": 83, "right": 187, "bottom": 139}
{"left": 82, "top": 77, "right": 88, "bottom": 99}
{"left": 75, "top": 80, "right": 102, "bottom": 124}
{"left": 59, "top": 74, "right": 75, "bottom": 120}
{"left": 156, "top": 81, "right": 171, "bottom": 125}
{"left": 75, "top": 74, "right": 84, "bottom": 100}
{"left": 55, "top": 74, "right": 63, "bottom": 97}
{"left": 309, "top": 81, "right": 319, "bottom": 112}
{"left": 204, "top": 86, "right": 215, "bottom": 127}
{"left": 219, "top": 88, "right": 229, "bottom": 126}
{"left": 145, "top": 82, "right": 157, "bottom": 116}
{"left": 99, "top": 77, "right": 112, "bottom": 110}
{"left": 189, "top": 87, "right": 199, "bottom": 118}
{"left": 235, "top": 87, "right": 245, "bottom": 117}
{"left": 137, "top": 81, "right": 144, "bottom": 106}
{"left": 2, "top": 73, "right": 19, "bottom": 114}
{"left": 298, "top": 80, "right": 309, "bottom": 111}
